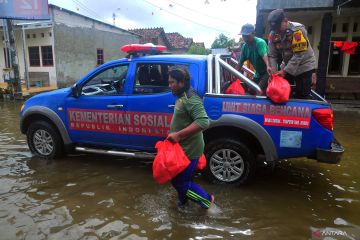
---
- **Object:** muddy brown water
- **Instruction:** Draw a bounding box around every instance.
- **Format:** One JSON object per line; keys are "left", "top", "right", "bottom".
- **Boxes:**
{"left": 0, "top": 100, "right": 359, "bottom": 240}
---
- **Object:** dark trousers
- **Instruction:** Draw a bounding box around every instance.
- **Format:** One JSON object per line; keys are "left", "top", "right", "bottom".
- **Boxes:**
{"left": 171, "top": 159, "right": 212, "bottom": 209}
{"left": 285, "top": 70, "right": 313, "bottom": 99}
{"left": 253, "top": 72, "right": 269, "bottom": 95}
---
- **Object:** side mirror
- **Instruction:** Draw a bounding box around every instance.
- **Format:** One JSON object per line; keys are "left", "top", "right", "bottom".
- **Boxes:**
{"left": 71, "top": 83, "right": 81, "bottom": 98}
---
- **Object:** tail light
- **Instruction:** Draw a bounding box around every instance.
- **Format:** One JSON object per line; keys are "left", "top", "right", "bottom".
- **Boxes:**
{"left": 312, "top": 108, "right": 334, "bottom": 131}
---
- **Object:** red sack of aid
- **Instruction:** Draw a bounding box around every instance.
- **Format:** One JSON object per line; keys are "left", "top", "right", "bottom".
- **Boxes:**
{"left": 225, "top": 79, "right": 245, "bottom": 95}
{"left": 153, "top": 140, "right": 190, "bottom": 184}
{"left": 266, "top": 74, "right": 291, "bottom": 104}
{"left": 196, "top": 154, "right": 207, "bottom": 170}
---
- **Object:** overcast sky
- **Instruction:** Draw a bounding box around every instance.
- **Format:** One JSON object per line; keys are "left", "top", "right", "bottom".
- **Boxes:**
{"left": 49, "top": 0, "right": 257, "bottom": 48}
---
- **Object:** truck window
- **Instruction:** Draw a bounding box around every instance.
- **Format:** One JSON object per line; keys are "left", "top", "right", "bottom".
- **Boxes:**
{"left": 81, "top": 64, "right": 129, "bottom": 96}
{"left": 133, "top": 63, "right": 188, "bottom": 95}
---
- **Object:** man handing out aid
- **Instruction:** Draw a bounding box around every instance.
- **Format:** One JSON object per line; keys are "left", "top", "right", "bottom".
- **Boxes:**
{"left": 267, "top": 9, "right": 317, "bottom": 99}
{"left": 238, "top": 23, "right": 273, "bottom": 94}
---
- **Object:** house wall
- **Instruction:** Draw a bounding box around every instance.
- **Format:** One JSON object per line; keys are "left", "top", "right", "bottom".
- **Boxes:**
{"left": 51, "top": 7, "right": 139, "bottom": 87}
{"left": 0, "top": 6, "right": 139, "bottom": 89}
{"left": 0, "top": 26, "right": 57, "bottom": 86}
{"left": 139, "top": 35, "right": 168, "bottom": 46}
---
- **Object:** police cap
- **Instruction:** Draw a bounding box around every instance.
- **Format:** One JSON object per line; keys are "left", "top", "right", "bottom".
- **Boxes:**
{"left": 268, "top": 9, "right": 285, "bottom": 31}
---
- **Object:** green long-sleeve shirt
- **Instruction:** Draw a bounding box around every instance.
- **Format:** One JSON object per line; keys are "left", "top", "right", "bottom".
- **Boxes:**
{"left": 169, "top": 92, "right": 210, "bottom": 159}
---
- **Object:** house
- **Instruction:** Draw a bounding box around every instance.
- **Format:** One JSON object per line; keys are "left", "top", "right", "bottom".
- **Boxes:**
{"left": 256, "top": 0, "right": 360, "bottom": 99}
{"left": 128, "top": 27, "right": 172, "bottom": 49}
{"left": 165, "top": 32, "right": 193, "bottom": 53}
{"left": 0, "top": 4, "right": 140, "bottom": 88}
{"left": 129, "top": 28, "right": 196, "bottom": 54}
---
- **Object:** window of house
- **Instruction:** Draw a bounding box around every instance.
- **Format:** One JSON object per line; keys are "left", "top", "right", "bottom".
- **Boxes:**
{"left": 307, "top": 26, "right": 313, "bottom": 35}
{"left": 328, "top": 37, "right": 346, "bottom": 75}
{"left": 354, "top": 22, "right": 358, "bottom": 32}
{"left": 332, "top": 24, "right": 337, "bottom": 33}
{"left": 3, "top": 48, "right": 10, "bottom": 68}
{"left": 41, "top": 46, "right": 53, "bottom": 66}
{"left": 28, "top": 46, "right": 40, "bottom": 67}
{"left": 32, "top": 34, "right": 36, "bottom": 38}
{"left": 26, "top": 34, "right": 30, "bottom": 39}
{"left": 81, "top": 64, "right": 129, "bottom": 96}
{"left": 97, "top": 48, "right": 104, "bottom": 65}
{"left": 133, "top": 63, "right": 186, "bottom": 94}
{"left": 41, "top": 33, "right": 45, "bottom": 38}
{"left": 342, "top": 23, "right": 349, "bottom": 33}
{"left": 49, "top": 32, "right": 52, "bottom": 37}
{"left": 348, "top": 37, "right": 360, "bottom": 75}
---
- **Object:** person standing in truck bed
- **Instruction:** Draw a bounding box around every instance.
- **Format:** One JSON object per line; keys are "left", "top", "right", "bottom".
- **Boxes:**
{"left": 267, "top": 9, "right": 317, "bottom": 99}
{"left": 238, "top": 23, "right": 273, "bottom": 94}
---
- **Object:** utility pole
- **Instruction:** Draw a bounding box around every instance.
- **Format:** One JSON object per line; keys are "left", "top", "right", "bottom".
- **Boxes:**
{"left": 112, "top": 13, "right": 116, "bottom": 25}
{"left": 2, "top": 19, "right": 22, "bottom": 99}
{"left": 22, "top": 25, "right": 30, "bottom": 90}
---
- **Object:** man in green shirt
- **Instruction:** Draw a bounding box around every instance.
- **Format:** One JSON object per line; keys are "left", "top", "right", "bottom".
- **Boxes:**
{"left": 239, "top": 23, "right": 273, "bottom": 94}
{"left": 166, "top": 67, "right": 214, "bottom": 209}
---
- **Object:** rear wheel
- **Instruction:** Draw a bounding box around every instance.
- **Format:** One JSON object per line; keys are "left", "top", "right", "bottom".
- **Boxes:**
{"left": 204, "top": 138, "right": 256, "bottom": 185}
{"left": 27, "top": 121, "right": 64, "bottom": 159}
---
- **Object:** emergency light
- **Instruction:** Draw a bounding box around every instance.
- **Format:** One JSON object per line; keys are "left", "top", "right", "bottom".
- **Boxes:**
{"left": 121, "top": 43, "right": 167, "bottom": 54}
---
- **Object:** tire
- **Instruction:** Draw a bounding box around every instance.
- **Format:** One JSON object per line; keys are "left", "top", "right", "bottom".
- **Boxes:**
{"left": 204, "top": 138, "right": 256, "bottom": 185}
{"left": 27, "top": 121, "right": 64, "bottom": 159}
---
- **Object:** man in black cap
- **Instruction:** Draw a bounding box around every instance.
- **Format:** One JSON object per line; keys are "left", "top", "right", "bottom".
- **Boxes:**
{"left": 238, "top": 23, "right": 273, "bottom": 94}
{"left": 267, "top": 9, "right": 316, "bottom": 99}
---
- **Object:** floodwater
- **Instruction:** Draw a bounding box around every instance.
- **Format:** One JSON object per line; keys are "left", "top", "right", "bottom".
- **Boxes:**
{"left": 0, "top": 100, "right": 359, "bottom": 240}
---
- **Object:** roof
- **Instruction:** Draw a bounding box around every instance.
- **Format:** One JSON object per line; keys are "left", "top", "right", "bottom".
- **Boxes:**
{"left": 165, "top": 32, "right": 193, "bottom": 49}
{"left": 129, "top": 27, "right": 165, "bottom": 38}
{"left": 129, "top": 28, "right": 194, "bottom": 51}
{"left": 128, "top": 27, "right": 172, "bottom": 48}
{"left": 49, "top": 4, "right": 140, "bottom": 37}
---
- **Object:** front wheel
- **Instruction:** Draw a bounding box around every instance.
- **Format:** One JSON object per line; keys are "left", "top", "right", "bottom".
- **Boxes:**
{"left": 204, "top": 138, "right": 256, "bottom": 185}
{"left": 27, "top": 121, "right": 64, "bottom": 159}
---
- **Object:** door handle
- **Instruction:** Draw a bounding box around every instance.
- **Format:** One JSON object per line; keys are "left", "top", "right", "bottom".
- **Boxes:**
{"left": 168, "top": 104, "right": 175, "bottom": 108}
{"left": 107, "top": 104, "right": 124, "bottom": 109}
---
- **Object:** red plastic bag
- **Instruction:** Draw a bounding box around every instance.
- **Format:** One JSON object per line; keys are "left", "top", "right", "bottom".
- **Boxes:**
{"left": 225, "top": 79, "right": 245, "bottom": 95}
{"left": 196, "top": 154, "right": 206, "bottom": 170}
{"left": 152, "top": 140, "right": 190, "bottom": 184}
{"left": 266, "top": 74, "right": 290, "bottom": 104}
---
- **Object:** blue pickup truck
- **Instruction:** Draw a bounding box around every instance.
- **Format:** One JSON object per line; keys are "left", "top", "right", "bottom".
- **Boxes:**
{"left": 20, "top": 47, "right": 344, "bottom": 185}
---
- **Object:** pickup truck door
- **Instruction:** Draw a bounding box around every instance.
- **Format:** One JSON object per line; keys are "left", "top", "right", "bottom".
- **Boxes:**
{"left": 64, "top": 63, "right": 133, "bottom": 147}
{"left": 124, "top": 62, "right": 187, "bottom": 151}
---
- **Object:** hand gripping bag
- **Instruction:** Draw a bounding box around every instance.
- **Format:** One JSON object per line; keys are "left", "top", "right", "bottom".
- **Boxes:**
{"left": 266, "top": 74, "right": 290, "bottom": 104}
{"left": 152, "top": 140, "right": 190, "bottom": 184}
{"left": 225, "top": 79, "right": 245, "bottom": 95}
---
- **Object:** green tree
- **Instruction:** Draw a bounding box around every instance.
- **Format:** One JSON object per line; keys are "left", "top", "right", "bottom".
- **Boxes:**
{"left": 211, "top": 33, "right": 236, "bottom": 49}
{"left": 187, "top": 44, "right": 207, "bottom": 55}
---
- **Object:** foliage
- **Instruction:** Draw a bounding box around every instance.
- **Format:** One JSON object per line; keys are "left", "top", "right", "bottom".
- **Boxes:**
{"left": 211, "top": 33, "right": 236, "bottom": 49}
{"left": 187, "top": 44, "right": 207, "bottom": 55}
